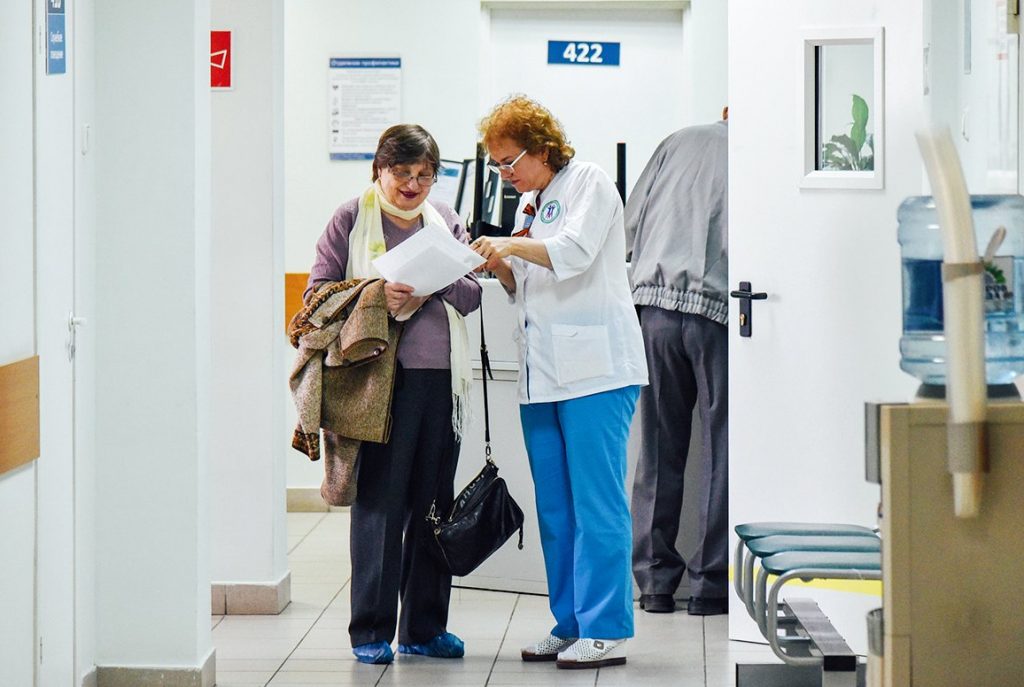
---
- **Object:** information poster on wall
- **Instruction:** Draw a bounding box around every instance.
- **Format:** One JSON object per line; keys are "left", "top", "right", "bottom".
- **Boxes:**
{"left": 328, "top": 57, "right": 402, "bottom": 161}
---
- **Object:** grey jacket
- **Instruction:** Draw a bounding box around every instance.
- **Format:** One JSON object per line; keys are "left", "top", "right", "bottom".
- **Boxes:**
{"left": 625, "top": 120, "right": 728, "bottom": 325}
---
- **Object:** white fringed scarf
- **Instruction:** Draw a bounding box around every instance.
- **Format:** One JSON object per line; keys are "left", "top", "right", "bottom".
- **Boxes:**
{"left": 347, "top": 182, "right": 472, "bottom": 440}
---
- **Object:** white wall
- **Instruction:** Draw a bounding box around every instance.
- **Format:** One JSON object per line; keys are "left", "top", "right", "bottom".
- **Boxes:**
{"left": 284, "top": 0, "right": 483, "bottom": 274}
{"left": 210, "top": 0, "right": 289, "bottom": 585}
{"left": 927, "top": 0, "right": 1019, "bottom": 192}
{"left": 0, "top": 2, "right": 38, "bottom": 685}
{"left": 0, "top": 464, "right": 36, "bottom": 687}
{"left": 682, "top": 0, "right": 729, "bottom": 125}
{"left": 93, "top": 0, "right": 213, "bottom": 668}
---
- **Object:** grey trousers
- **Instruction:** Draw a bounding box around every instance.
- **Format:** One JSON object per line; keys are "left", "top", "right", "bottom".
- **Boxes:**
{"left": 631, "top": 307, "right": 729, "bottom": 599}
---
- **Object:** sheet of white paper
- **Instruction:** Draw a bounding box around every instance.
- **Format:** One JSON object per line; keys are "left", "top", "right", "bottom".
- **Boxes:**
{"left": 372, "top": 223, "right": 485, "bottom": 297}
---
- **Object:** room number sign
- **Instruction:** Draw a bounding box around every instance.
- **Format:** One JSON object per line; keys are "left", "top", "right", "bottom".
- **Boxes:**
{"left": 547, "top": 40, "right": 620, "bottom": 67}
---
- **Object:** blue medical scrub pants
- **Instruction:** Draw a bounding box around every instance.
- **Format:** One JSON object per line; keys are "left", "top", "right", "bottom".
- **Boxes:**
{"left": 519, "top": 385, "right": 639, "bottom": 640}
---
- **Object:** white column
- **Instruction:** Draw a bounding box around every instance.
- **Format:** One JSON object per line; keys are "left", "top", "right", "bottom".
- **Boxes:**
{"left": 92, "top": 0, "right": 214, "bottom": 683}
{"left": 0, "top": 5, "right": 38, "bottom": 686}
{"left": 208, "top": 0, "right": 290, "bottom": 614}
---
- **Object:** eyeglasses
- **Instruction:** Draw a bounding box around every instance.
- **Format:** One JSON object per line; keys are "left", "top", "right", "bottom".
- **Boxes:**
{"left": 389, "top": 169, "right": 437, "bottom": 186}
{"left": 487, "top": 149, "right": 528, "bottom": 176}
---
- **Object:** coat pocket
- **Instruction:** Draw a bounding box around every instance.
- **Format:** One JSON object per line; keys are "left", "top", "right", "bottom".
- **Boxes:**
{"left": 550, "top": 324, "right": 613, "bottom": 387}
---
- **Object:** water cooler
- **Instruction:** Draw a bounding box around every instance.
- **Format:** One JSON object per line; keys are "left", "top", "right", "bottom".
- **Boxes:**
{"left": 897, "top": 194, "right": 1024, "bottom": 394}
{"left": 866, "top": 194, "right": 1024, "bottom": 686}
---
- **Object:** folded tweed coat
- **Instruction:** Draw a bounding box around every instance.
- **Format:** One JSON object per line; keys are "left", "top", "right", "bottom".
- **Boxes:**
{"left": 288, "top": 278, "right": 401, "bottom": 506}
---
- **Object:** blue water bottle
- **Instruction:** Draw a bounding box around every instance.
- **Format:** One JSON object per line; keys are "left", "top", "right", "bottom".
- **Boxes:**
{"left": 897, "top": 195, "right": 1024, "bottom": 392}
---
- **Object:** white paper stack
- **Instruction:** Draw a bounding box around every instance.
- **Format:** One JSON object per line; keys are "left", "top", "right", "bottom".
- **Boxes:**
{"left": 372, "top": 223, "right": 485, "bottom": 296}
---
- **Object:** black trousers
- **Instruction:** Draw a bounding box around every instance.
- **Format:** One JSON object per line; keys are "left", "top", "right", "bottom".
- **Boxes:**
{"left": 348, "top": 368, "right": 460, "bottom": 646}
{"left": 631, "top": 307, "right": 729, "bottom": 599}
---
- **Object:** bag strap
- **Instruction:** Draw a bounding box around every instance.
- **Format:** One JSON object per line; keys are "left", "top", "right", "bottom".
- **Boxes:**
{"left": 479, "top": 295, "right": 494, "bottom": 465}
{"left": 476, "top": 302, "right": 523, "bottom": 550}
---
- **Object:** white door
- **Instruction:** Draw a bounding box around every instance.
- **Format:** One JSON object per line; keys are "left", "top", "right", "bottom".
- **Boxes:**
{"left": 484, "top": 7, "right": 687, "bottom": 192}
{"left": 35, "top": 0, "right": 79, "bottom": 682}
{"left": 727, "top": 1, "right": 928, "bottom": 653}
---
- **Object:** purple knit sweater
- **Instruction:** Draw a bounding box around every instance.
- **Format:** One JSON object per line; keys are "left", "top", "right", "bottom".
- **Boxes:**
{"left": 305, "top": 197, "right": 482, "bottom": 370}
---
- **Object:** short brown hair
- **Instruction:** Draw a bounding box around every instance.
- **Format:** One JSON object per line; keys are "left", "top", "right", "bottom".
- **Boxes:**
{"left": 372, "top": 124, "right": 440, "bottom": 181}
{"left": 479, "top": 95, "right": 575, "bottom": 172}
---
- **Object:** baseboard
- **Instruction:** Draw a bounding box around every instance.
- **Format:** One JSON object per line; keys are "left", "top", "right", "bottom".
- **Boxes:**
{"left": 97, "top": 648, "right": 215, "bottom": 687}
{"left": 212, "top": 570, "right": 291, "bottom": 615}
{"left": 286, "top": 487, "right": 349, "bottom": 513}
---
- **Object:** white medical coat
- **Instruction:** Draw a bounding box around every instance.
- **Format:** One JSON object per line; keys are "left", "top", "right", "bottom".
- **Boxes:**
{"left": 508, "top": 160, "right": 648, "bottom": 404}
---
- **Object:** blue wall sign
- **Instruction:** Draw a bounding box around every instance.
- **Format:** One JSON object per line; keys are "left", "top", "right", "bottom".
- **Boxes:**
{"left": 328, "top": 58, "right": 401, "bottom": 69}
{"left": 547, "top": 40, "right": 620, "bottom": 67}
{"left": 46, "top": 0, "right": 67, "bottom": 75}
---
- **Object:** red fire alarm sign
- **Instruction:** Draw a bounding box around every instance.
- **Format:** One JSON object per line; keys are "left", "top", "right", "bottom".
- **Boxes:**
{"left": 211, "top": 30, "right": 231, "bottom": 89}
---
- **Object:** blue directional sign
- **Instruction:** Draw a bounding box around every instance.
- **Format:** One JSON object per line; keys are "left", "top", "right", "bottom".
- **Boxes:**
{"left": 547, "top": 40, "right": 620, "bottom": 67}
{"left": 47, "top": 0, "right": 67, "bottom": 75}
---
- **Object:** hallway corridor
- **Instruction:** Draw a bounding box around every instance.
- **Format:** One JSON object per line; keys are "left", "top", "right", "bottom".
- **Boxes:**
{"left": 210, "top": 513, "right": 776, "bottom": 686}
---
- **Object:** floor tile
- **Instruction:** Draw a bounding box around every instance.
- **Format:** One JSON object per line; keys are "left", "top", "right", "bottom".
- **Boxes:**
{"left": 216, "top": 669, "right": 277, "bottom": 684}
{"left": 209, "top": 512, "right": 774, "bottom": 687}
{"left": 216, "top": 658, "right": 284, "bottom": 672}
{"left": 268, "top": 668, "right": 384, "bottom": 685}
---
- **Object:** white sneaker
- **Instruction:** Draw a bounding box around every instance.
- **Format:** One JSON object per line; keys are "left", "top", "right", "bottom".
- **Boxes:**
{"left": 556, "top": 638, "right": 627, "bottom": 669}
{"left": 521, "top": 634, "right": 577, "bottom": 662}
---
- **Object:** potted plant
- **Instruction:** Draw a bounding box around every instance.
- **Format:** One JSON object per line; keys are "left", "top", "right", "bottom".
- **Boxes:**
{"left": 821, "top": 94, "right": 874, "bottom": 171}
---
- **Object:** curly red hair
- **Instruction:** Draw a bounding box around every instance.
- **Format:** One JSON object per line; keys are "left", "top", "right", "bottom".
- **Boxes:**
{"left": 479, "top": 95, "right": 575, "bottom": 172}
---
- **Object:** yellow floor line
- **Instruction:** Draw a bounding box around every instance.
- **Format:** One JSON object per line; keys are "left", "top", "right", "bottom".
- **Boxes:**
{"left": 729, "top": 566, "right": 882, "bottom": 596}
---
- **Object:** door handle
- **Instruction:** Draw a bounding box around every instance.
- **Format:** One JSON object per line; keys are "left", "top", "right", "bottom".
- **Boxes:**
{"left": 67, "top": 312, "right": 87, "bottom": 361}
{"left": 729, "top": 281, "right": 768, "bottom": 338}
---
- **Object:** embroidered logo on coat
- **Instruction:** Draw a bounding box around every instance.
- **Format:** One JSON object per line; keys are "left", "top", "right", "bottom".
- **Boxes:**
{"left": 540, "top": 200, "right": 562, "bottom": 223}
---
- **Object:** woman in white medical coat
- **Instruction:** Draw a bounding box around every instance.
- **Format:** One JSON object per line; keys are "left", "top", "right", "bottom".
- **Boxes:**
{"left": 471, "top": 95, "right": 648, "bottom": 670}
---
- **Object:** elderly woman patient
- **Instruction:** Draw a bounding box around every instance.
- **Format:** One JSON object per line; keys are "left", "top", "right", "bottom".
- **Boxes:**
{"left": 303, "top": 124, "right": 481, "bottom": 664}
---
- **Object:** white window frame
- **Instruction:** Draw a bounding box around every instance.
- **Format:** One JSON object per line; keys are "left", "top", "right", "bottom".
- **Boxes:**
{"left": 800, "top": 26, "right": 885, "bottom": 190}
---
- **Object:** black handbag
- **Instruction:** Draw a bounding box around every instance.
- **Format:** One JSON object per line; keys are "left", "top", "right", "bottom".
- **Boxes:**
{"left": 426, "top": 298, "right": 524, "bottom": 577}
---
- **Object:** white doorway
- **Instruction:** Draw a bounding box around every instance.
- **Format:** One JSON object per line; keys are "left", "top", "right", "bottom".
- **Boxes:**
{"left": 483, "top": 7, "right": 686, "bottom": 193}
{"left": 468, "top": 6, "right": 701, "bottom": 597}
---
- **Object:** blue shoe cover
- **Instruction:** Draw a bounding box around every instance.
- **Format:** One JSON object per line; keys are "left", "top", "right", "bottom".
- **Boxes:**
{"left": 398, "top": 632, "right": 465, "bottom": 658}
{"left": 352, "top": 641, "right": 394, "bottom": 664}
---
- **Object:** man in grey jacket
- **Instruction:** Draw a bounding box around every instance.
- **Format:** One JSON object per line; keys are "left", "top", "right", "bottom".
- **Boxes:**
{"left": 626, "top": 110, "right": 728, "bottom": 615}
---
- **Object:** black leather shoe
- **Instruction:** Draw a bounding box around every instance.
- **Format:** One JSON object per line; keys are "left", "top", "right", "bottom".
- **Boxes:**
{"left": 687, "top": 596, "right": 728, "bottom": 616}
{"left": 638, "top": 593, "right": 676, "bottom": 613}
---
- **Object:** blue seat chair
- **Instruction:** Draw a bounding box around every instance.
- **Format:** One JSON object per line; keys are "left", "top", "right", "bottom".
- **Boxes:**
{"left": 756, "top": 550, "right": 882, "bottom": 667}
{"left": 732, "top": 522, "right": 877, "bottom": 619}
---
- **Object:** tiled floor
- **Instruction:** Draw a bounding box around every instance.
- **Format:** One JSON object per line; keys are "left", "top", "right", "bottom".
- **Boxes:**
{"left": 211, "top": 513, "right": 778, "bottom": 687}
